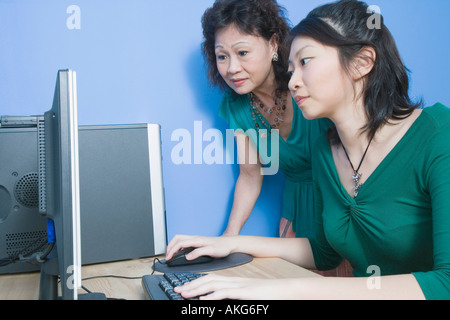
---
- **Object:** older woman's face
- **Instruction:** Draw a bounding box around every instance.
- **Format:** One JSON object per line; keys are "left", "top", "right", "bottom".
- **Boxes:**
{"left": 215, "top": 24, "right": 277, "bottom": 95}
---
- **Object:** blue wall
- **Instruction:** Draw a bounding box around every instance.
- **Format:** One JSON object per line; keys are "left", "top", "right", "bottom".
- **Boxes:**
{"left": 1, "top": 0, "right": 449, "bottom": 241}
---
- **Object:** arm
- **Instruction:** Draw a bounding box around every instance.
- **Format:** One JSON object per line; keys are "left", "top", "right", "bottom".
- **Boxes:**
{"left": 176, "top": 273, "right": 425, "bottom": 300}
{"left": 166, "top": 235, "right": 316, "bottom": 269}
{"left": 166, "top": 232, "right": 427, "bottom": 300}
{"left": 413, "top": 119, "right": 450, "bottom": 300}
{"left": 167, "top": 236, "right": 425, "bottom": 300}
{"left": 223, "top": 132, "right": 264, "bottom": 236}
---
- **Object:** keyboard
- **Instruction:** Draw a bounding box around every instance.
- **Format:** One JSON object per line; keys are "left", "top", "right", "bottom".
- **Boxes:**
{"left": 142, "top": 272, "right": 207, "bottom": 300}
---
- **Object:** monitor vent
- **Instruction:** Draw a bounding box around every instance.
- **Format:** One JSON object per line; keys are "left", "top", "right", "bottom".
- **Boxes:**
{"left": 14, "top": 173, "right": 39, "bottom": 208}
{"left": 5, "top": 230, "right": 47, "bottom": 257}
{"left": 37, "top": 116, "right": 47, "bottom": 214}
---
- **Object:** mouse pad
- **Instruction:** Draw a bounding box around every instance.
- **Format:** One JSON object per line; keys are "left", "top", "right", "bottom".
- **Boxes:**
{"left": 153, "top": 253, "right": 253, "bottom": 273}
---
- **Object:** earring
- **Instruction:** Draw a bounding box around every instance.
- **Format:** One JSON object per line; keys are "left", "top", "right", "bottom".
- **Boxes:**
{"left": 272, "top": 52, "right": 279, "bottom": 62}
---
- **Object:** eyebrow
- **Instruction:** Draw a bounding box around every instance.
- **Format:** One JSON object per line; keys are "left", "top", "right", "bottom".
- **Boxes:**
{"left": 215, "top": 41, "right": 250, "bottom": 50}
{"left": 288, "top": 45, "right": 314, "bottom": 64}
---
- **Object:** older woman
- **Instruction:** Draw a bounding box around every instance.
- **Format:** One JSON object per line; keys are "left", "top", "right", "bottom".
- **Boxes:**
{"left": 202, "top": 0, "right": 329, "bottom": 239}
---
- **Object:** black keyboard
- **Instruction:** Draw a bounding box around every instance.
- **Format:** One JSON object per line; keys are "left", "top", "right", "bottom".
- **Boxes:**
{"left": 142, "top": 272, "right": 207, "bottom": 300}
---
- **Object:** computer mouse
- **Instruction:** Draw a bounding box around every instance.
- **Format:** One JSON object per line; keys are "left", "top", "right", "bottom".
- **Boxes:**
{"left": 167, "top": 247, "right": 214, "bottom": 267}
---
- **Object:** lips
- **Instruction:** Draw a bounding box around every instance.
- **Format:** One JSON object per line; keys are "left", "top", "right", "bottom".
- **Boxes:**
{"left": 295, "top": 96, "right": 309, "bottom": 106}
{"left": 231, "top": 78, "right": 247, "bottom": 87}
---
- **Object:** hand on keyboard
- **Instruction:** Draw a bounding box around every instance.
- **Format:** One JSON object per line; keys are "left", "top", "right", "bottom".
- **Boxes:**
{"left": 158, "top": 272, "right": 207, "bottom": 300}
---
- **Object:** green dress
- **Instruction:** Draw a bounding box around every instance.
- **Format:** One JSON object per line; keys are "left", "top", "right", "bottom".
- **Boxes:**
{"left": 219, "top": 90, "right": 329, "bottom": 237}
{"left": 310, "top": 103, "right": 450, "bottom": 300}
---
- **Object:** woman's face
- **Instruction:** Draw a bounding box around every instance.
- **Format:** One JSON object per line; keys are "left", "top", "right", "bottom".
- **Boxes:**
{"left": 288, "top": 36, "right": 355, "bottom": 120}
{"left": 215, "top": 24, "right": 277, "bottom": 95}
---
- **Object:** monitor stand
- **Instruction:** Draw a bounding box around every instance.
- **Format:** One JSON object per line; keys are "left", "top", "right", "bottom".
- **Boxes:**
{"left": 38, "top": 246, "right": 107, "bottom": 300}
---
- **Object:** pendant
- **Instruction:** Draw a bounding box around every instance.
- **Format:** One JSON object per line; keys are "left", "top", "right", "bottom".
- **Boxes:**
{"left": 352, "top": 172, "right": 362, "bottom": 198}
{"left": 353, "top": 184, "right": 361, "bottom": 198}
{"left": 352, "top": 172, "right": 361, "bottom": 184}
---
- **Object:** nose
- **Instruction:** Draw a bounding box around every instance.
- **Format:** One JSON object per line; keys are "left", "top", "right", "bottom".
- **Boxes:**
{"left": 288, "top": 70, "right": 304, "bottom": 93}
{"left": 228, "top": 56, "right": 242, "bottom": 74}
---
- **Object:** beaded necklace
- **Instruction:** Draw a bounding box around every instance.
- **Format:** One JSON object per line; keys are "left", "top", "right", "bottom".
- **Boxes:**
{"left": 249, "top": 90, "right": 287, "bottom": 134}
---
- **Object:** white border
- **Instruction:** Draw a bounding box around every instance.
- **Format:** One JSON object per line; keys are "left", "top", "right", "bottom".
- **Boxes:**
{"left": 147, "top": 124, "right": 167, "bottom": 255}
{"left": 68, "top": 70, "right": 82, "bottom": 298}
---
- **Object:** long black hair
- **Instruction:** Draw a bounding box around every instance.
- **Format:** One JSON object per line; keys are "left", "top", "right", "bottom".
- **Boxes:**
{"left": 202, "top": 0, "right": 291, "bottom": 93}
{"left": 290, "top": 0, "right": 422, "bottom": 144}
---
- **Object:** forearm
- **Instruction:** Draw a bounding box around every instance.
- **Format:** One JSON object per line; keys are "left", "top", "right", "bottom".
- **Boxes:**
{"left": 229, "top": 236, "right": 316, "bottom": 269}
{"left": 224, "top": 173, "right": 263, "bottom": 236}
{"left": 282, "top": 274, "right": 426, "bottom": 300}
{"left": 176, "top": 262, "right": 425, "bottom": 300}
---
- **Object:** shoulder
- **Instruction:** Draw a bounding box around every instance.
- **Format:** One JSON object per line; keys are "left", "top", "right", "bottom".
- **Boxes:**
{"left": 311, "top": 133, "right": 331, "bottom": 168}
{"left": 219, "top": 90, "right": 252, "bottom": 131}
{"left": 420, "top": 104, "right": 450, "bottom": 147}
{"left": 219, "top": 90, "right": 247, "bottom": 111}
{"left": 421, "top": 103, "right": 450, "bottom": 130}
{"left": 219, "top": 90, "right": 247, "bottom": 117}
{"left": 416, "top": 104, "right": 450, "bottom": 176}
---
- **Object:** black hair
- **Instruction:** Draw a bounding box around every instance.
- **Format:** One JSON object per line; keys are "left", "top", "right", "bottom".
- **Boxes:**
{"left": 290, "top": 0, "right": 422, "bottom": 144}
{"left": 201, "top": 0, "right": 291, "bottom": 93}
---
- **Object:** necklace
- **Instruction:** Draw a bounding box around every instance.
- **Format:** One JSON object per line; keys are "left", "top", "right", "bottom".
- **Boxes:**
{"left": 249, "top": 90, "right": 287, "bottom": 134}
{"left": 341, "top": 137, "right": 373, "bottom": 198}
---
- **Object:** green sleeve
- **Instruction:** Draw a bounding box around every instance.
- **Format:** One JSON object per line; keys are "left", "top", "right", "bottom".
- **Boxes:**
{"left": 413, "top": 107, "right": 450, "bottom": 300}
{"left": 308, "top": 137, "right": 343, "bottom": 271}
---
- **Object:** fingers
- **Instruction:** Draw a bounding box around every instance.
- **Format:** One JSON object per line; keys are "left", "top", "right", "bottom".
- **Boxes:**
{"left": 165, "top": 235, "right": 211, "bottom": 261}
{"left": 174, "top": 274, "right": 243, "bottom": 300}
{"left": 166, "top": 235, "right": 233, "bottom": 261}
{"left": 166, "top": 235, "right": 196, "bottom": 260}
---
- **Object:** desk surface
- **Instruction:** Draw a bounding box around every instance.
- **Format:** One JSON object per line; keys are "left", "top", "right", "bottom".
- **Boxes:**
{"left": 0, "top": 256, "right": 320, "bottom": 300}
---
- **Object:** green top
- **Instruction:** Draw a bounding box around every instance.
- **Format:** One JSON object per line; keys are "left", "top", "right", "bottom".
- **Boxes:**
{"left": 219, "top": 90, "right": 329, "bottom": 237}
{"left": 310, "top": 103, "right": 450, "bottom": 300}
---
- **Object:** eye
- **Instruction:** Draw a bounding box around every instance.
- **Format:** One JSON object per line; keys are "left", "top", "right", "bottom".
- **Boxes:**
{"left": 238, "top": 50, "right": 249, "bottom": 57}
{"left": 300, "top": 58, "right": 312, "bottom": 66}
{"left": 216, "top": 54, "right": 227, "bottom": 62}
{"left": 287, "top": 70, "right": 294, "bottom": 77}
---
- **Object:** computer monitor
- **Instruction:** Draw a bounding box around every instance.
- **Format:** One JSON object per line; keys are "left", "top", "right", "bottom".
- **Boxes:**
{"left": 37, "top": 69, "right": 81, "bottom": 300}
{"left": 1, "top": 69, "right": 168, "bottom": 300}
{"left": 0, "top": 69, "right": 81, "bottom": 300}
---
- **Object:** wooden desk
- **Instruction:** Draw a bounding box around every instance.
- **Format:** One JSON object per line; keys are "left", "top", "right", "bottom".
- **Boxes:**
{"left": 0, "top": 256, "right": 320, "bottom": 300}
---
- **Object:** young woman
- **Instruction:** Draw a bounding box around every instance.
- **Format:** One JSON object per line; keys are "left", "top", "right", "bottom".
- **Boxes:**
{"left": 166, "top": 0, "right": 450, "bottom": 300}
{"left": 202, "top": 0, "right": 329, "bottom": 239}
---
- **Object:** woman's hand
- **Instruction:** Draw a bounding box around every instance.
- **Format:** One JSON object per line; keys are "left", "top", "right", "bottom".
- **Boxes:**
{"left": 174, "top": 274, "right": 294, "bottom": 300}
{"left": 165, "top": 235, "right": 237, "bottom": 262}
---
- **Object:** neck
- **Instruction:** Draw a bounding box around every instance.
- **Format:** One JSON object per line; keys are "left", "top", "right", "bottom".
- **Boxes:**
{"left": 332, "top": 101, "right": 371, "bottom": 156}
{"left": 251, "top": 71, "right": 279, "bottom": 102}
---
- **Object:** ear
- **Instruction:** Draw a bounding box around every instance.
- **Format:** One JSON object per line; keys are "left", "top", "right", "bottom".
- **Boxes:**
{"left": 351, "top": 46, "right": 376, "bottom": 80}
{"left": 269, "top": 33, "right": 279, "bottom": 55}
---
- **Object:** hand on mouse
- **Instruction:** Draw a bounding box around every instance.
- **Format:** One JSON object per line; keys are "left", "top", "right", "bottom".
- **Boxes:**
{"left": 165, "top": 235, "right": 237, "bottom": 262}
